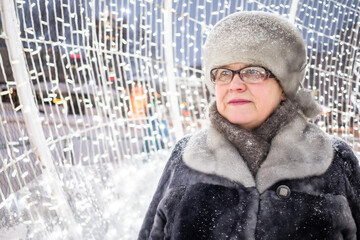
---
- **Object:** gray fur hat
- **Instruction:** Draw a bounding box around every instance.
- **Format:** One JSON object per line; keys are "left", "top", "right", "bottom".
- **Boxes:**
{"left": 203, "top": 11, "right": 321, "bottom": 117}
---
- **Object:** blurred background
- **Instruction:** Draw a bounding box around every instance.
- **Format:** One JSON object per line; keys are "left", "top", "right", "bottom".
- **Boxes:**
{"left": 0, "top": 0, "right": 359, "bottom": 239}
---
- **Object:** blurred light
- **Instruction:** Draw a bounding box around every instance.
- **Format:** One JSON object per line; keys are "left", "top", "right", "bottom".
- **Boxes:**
{"left": 52, "top": 98, "right": 67, "bottom": 104}
{"left": 70, "top": 54, "right": 81, "bottom": 59}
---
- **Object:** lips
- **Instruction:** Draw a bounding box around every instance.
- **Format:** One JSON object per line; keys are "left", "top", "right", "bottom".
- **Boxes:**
{"left": 228, "top": 99, "right": 251, "bottom": 105}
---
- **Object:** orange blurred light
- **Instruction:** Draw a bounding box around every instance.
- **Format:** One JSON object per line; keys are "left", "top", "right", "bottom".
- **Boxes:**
{"left": 52, "top": 98, "right": 67, "bottom": 104}
{"left": 130, "top": 84, "right": 147, "bottom": 118}
{"left": 183, "top": 110, "right": 190, "bottom": 117}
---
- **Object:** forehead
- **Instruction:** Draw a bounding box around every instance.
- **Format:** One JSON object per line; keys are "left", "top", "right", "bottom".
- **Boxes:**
{"left": 220, "top": 62, "right": 249, "bottom": 69}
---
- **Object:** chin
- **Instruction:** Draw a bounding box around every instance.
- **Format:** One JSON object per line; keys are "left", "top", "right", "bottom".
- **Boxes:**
{"left": 228, "top": 117, "right": 252, "bottom": 127}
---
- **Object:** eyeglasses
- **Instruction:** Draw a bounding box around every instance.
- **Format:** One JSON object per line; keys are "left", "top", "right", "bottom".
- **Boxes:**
{"left": 210, "top": 66, "right": 276, "bottom": 85}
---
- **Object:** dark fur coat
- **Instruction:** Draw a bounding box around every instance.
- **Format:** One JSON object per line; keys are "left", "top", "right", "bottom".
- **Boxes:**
{"left": 138, "top": 115, "right": 360, "bottom": 239}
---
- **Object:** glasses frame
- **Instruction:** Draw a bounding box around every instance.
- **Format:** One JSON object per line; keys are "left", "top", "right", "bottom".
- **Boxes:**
{"left": 210, "top": 66, "right": 276, "bottom": 85}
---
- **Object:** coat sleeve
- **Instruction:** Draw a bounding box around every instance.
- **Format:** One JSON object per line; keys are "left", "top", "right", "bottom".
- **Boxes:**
{"left": 138, "top": 137, "right": 189, "bottom": 240}
{"left": 334, "top": 139, "right": 360, "bottom": 240}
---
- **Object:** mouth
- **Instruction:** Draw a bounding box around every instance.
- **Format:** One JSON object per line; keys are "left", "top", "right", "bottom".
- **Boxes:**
{"left": 228, "top": 99, "right": 251, "bottom": 105}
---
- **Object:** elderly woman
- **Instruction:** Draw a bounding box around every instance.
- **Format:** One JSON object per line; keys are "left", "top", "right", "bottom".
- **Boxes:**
{"left": 138, "top": 11, "right": 360, "bottom": 239}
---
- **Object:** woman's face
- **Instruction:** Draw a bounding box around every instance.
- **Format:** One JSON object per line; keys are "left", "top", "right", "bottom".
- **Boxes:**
{"left": 215, "top": 62, "right": 284, "bottom": 130}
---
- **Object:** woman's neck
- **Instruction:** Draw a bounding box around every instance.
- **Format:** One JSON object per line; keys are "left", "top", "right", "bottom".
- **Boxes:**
{"left": 208, "top": 99, "right": 299, "bottom": 176}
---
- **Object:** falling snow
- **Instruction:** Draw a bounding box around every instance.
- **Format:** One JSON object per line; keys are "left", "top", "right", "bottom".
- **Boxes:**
{"left": 0, "top": 152, "right": 168, "bottom": 240}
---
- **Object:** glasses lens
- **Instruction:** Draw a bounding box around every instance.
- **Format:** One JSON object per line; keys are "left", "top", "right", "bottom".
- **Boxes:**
{"left": 211, "top": 68, "right": 233, "bottom": 84}
{"left": 240, "top": 67, "right": 268, "bottom": 83}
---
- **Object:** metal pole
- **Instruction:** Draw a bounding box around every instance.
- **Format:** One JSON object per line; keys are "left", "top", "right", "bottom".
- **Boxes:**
{"left": 289, "top": 0, "right": 300, "bottom": 23}
{"left": 0, "top": 1, "right": 81, "bottom": 239}
{"left": 164, "top": 0, "right": 184, "bottom": 140}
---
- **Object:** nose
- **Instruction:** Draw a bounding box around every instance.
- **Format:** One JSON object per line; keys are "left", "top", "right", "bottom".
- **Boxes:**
{"left": 228, "top": 73, "right": 246, "bottom": 92}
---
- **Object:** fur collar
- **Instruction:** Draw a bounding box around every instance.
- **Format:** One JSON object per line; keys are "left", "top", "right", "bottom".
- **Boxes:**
{"left": 183, "top": 115, "right": 334, "bottom": 193}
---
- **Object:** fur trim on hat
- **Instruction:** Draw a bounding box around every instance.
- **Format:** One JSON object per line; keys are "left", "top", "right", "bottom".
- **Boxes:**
{"left": 203, "top": 11, "right": 306, "bottom": 98}
{"left": 295, "top": 89, "right": 322, "bottom": 118}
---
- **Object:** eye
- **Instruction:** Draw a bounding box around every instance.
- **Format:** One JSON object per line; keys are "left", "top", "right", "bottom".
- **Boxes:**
{"left": 219, "top": 70, "right": 232, "bottom": 76}
{"left": 242, "top": 67, "right": 266, "bottom": 79}
{"left": 246, "top": 69, "right": 261, "bottom": 75}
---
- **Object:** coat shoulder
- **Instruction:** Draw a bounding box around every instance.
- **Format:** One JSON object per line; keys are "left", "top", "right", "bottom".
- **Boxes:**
{"left": 331, "top": 137, "right": 360, "bottom": 169}
{"left": 167, "top": 135, "right": 192, "bottom": 164}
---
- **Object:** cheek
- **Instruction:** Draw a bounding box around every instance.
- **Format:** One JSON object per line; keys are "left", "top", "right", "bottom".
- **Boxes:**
{"left": 262, "top": 89, "right": 282, "bottom": 110}
{"left": 253, "top": 85, "right": 282, "bottom": 110}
